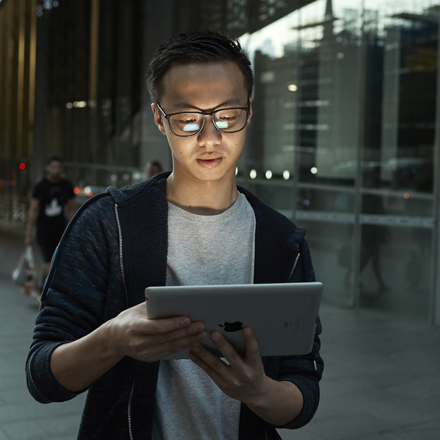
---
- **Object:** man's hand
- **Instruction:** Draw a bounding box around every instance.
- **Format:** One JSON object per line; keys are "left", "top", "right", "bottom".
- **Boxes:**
{"left": 189, "top": 327, "right": 268, "bottom": 405}
{"left": 188, "top": 328, "right": 303, "bottom": 426}
{"left": 106, "top": 302, "right": 207, "bottom": 362}
{"left": 51, "top": 302, "right": 206, "bottom": 391}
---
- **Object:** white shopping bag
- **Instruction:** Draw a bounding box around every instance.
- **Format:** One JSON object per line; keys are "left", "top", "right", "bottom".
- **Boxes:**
{"left": 12, "top": 246, "right": 38, "bottom": 297}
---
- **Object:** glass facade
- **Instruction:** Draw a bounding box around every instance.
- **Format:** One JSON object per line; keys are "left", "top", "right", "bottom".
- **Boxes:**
{"left": 1, "top": 0, "right": 439, "bottom": 324}
{"left": 238, "top": 0, "right": 440, "bottom": 324}
{"left": 237, "top": 0, "right": 440, "bottom": 324}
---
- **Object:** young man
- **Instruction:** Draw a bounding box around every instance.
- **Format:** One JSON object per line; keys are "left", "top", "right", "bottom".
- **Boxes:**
{"left": 27, "top": 31, "right": 323, "bottom": 440}
{"left": 25, "top": 156, "right": 75, "bottom": 287}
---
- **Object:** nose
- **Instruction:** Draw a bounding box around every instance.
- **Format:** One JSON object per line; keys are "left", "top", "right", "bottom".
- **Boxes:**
{"left": 197, "top": 115, "right": 222, "bottom": 146}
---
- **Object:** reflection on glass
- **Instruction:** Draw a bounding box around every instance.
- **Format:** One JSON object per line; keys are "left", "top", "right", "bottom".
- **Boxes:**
{"left": 359, "top": 225, "right": 431, "bottom": 321}
{"left": 238, "top": 0, "right": 437, "bottom": 321}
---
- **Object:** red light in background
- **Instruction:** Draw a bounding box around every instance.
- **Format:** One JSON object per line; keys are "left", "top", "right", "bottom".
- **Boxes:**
{"left": 0, "top": 186, "right": 5, "bottom": 191}
{"left": 10, "top": 172, "right": 16, "bottom": 179}
{"left": 73, "top": 187, "right": 79, "bottom": 194}
{"left": 10, "top": 180, "right": 17, "bottom": 186}
{"left": 88, "top": 191, "right": 94, "bottom": 197}
{"left": 19, "top": 163, "right": 26, "bottom": 170}
{"left": 404, "top": 193, "right": 410, "bottom": 199}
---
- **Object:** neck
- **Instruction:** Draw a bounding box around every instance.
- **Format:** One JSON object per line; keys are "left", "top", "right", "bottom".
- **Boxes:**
{"left": 166, "top": 172, "right": 238, "bottom": 215}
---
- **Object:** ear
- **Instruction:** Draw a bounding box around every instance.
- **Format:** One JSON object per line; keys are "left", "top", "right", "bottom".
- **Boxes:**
{"left": 151, "top": 103, "right": 167, "bottom": 135}
{"left": 247, "top": 96, "right": 253, "bottom": 124}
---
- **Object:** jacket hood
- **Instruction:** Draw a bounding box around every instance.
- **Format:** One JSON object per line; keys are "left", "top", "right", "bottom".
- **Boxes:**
{"left": 287, "top": 226, "right": 306, "bottom": 252}
{"left": 106, "top": 171, "right": 169, "bottom": 205}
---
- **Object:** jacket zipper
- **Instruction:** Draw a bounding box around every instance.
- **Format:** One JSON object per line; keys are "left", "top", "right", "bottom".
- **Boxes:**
{"left": 287, "top": 253, "right": 300, "bottom": 282}
{"left": 114, "top": 204, "right": 135, "bottom": 440}
{"left": 128, "top": 384, "right": 135, "bottom": 440}
{"left": 114, "top": 204, "right": 129, "bottom": 306}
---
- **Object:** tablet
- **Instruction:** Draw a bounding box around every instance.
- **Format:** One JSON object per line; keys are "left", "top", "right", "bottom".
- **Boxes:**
{"left": 145, "top": 282, "right": 322, "bottom": 360}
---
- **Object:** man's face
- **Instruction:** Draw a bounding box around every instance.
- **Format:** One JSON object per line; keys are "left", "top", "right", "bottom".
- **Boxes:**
{"left": 152, "top": 62, "right": 252, "bottom": 183}
{"left": 45, "top": 161, "right": 62, "bottom": 179}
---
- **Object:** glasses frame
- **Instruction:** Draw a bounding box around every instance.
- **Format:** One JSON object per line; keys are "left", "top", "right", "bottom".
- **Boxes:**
{"left": 156, "top": 101, "right": 250, "bottom": 137}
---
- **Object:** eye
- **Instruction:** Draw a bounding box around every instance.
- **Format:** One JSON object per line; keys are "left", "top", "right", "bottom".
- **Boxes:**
{"left": 216, "top": 108, "right": 241, "bottom": 121}
{"left": 219, "top": 115, "right": 236, "bottom": 121}
{"left": 177, "top": 117, "right": 197, "bottom": 124}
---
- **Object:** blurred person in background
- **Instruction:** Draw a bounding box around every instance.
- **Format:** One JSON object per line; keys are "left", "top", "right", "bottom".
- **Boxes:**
{"left": 25, "top": 156, "right": 75, "bottom": 289}
{"left": 144, "top": 160, "right": 163, "bottom": 179}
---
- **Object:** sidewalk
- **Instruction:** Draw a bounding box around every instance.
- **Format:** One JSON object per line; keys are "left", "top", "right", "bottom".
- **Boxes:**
{"left": 0, "top": 228, "right": 86, "bottom": 440}
{"left": 0, "top": 227, "right": 439, "bottom": 440}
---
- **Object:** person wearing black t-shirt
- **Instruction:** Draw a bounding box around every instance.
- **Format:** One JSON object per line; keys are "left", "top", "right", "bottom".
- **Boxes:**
{"left": 25, "top": 156, "right": 75, "bottom": 287}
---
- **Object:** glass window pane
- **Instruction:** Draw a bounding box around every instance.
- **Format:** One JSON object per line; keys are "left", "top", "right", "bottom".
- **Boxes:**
{"left": 239, "top": 0, "right": 438, "bottom": 322}
{"left": 359, "top": 225, "right": 432, "bottom": 321}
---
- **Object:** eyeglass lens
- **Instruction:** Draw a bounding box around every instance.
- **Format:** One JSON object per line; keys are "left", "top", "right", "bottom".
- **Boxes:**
{"left": 169, "top": 108, "right": 247, "bottom": 136}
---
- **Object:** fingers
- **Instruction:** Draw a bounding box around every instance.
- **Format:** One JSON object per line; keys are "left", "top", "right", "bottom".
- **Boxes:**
{"left": 189, "top": 328, "right": 261, "bottom": 373}
{"left": 242, "top": 328, "right": 261, "bottom": 363}
{"left": 189, "top": 346, "right": 226, "bottom": 387}
{"left": 210, "top": 332, "right": 242, "bottom": 365}
{"left": 113, "top": 303, "right": 208, "bottom": 361}
{"left": 205, "top": 328, "right": 260, "bottom": 366}
{"left": 189, "top": 329, "right": 266, "bottom": 404}
{"left": 162, "top": 329, "right": 207, "bottom": 355}
{"left": 145, "top": 316, "right": 192, "bottom": 335}
{"left": 131, "top": 302, "right": 192, "bottom": 334}
{"left": 152, "top": 321, "right": 206, "bottom": 346}
{"left": 189, "top": 333, "right": 239, "bottom": 384}
{"left": 127, "top": 324, "right": 207, "bottom": 362}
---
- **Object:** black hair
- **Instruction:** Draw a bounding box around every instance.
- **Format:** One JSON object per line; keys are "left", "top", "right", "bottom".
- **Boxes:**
{"left": 146, "top": 30, "right": 254, "bottom": 103}
{"left": 45, "top": 155, "right": 63, "bottom": 165}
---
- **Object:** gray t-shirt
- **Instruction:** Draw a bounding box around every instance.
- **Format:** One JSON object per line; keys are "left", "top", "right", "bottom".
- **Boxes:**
{"left": 152, "top": 192, "right": 256, "bottom": 440}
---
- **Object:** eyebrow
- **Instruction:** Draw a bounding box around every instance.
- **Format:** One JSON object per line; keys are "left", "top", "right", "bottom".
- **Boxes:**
{"left": 169, "top": 98, "right": 245, "bottom": 112}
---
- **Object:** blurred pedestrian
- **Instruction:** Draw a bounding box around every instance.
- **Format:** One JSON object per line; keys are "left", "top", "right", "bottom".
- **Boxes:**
{"left": 144, "top": 160, "right": 163, "bottom": 179}
{"left": 25, "top": 156, "right": 75, "bottom": 289}
{"left": 360, "top": 193, "right": 390, "bottom": 293}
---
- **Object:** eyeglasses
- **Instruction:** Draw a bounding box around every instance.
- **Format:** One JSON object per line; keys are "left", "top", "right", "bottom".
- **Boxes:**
{"left": 156, "top": 102, "right": 250, "bottom": 137}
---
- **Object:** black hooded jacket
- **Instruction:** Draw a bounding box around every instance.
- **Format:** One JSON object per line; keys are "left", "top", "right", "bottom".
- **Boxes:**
{"left": 26, "top": 172, "right": 323, "bottom": 440}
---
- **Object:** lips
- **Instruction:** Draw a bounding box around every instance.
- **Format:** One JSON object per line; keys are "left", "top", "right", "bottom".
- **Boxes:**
{"left": 196, "top": 157, "right": 223, "bottom": 169}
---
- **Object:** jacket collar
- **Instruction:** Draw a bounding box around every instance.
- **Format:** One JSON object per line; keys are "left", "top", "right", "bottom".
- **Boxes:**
{"left": 107, "top": 171, "right": 306, "bottom": 254}
{"left": 107, "top": 171, "right": 303, "bottom": 296}
{"left": 237, "top": 186, "right": 302, "bottom": 284}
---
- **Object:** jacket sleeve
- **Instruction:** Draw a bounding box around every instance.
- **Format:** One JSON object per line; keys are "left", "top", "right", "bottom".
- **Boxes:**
{"left": 269, "top": 238, "right": 324, "bottom": 430}
{"left": 26, "top": 197, "right": 119, "bottom": 403}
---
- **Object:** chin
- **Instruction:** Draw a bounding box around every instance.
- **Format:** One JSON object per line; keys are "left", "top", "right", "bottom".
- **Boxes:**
{"left": 199, "top": 167, "right": 235, "bottom": 182}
